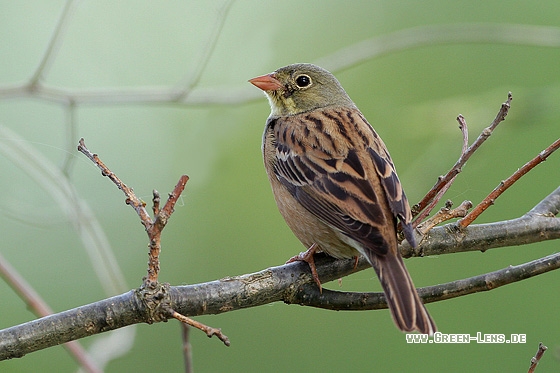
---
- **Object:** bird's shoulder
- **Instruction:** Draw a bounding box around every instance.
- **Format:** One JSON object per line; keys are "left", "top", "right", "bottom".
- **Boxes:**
{"left": 267, "top": 106, "right": 393, "bottom": 177}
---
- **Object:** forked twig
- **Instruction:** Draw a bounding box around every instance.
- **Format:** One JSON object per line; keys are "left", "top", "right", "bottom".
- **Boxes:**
{"left": 410, "top": 93, "right": 560, "bottom": 231}
{"left": 77, "top": 138, "right": 229, "bottom": 346}
{"left": 77, "top": 138, "right": 189, "bottom": 283}
{"left": 412, "top": 115, "right": 470, "bottom": 226}
{"left": 416, "top": 200, "right": 472, "bottom": 235}
{"left": 412, "top": 93, "right": 512, "bottom": 224}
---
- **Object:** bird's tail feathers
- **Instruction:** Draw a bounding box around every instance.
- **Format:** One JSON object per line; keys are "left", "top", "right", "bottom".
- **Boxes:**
{"left": 367, "top": 251, "right": 436, "bottom": 335}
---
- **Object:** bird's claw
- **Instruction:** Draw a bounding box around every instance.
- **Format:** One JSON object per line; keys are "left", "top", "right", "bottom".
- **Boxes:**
{"left": 286, "top": 243, "right": 323, "bottom": 292}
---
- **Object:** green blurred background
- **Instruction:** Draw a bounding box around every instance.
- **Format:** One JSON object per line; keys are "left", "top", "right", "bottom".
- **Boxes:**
{"left": 1, "top": 1, "right": 559, "bottom": 372}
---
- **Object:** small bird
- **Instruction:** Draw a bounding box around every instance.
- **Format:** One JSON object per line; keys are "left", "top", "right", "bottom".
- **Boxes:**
{"left": 249, "top": 63, "right": 436, "bottom": 335}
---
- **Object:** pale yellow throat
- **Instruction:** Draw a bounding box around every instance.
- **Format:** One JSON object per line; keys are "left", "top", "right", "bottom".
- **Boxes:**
{"left": 267, "top": 94, "right": 299, "bottom": 117}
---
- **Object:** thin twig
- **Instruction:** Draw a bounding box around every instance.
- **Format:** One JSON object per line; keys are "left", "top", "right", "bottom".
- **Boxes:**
{"left": 458, "top": 114, "right": 469, "bottom": 155}
{"left": 412, "top": 116, "right": 471, "bottom": 226}
{"left": 416, "top": 200, "right": 472, "bottom": 235}
{"left": 528, "top": 342, "right": 548, "bottom": 373}
{"left": 152, "top": 189, "right": 161, "bottom": 216}
{"left": 458, "top": 137, "right": 560, "bottom": 227}
{"left": 146, "top": 176, "right": 188, "bottom": 284}
{"left": 412, "top": 93, "right": 512, "bottom": 223}
{"left": 159, "top": 176, "right": 189, "bottom": 222}
{"left": 77, "top": 138, "right": 155, "bottom": 279}
{"left": 171, "top": 311, "right": 230, "bottom": 347}
{"left": 145, "top": 190, "right": 163, "bottom": 283}
{"left": 77, "top": 138, "right": 152, "bottom": 229}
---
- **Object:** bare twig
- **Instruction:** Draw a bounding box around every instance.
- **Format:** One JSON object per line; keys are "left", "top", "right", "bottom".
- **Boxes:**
{"left": 412, "top": 117, "right": 471, "bottom": 226}
{"left": 146, "top": 176, "right": 188, "bottom": 284}
{"left": 458, "top": 137, "right": 560, "bottom": 227}
{"left": 146, "top": 191, "right": 163, "bottom": 284}
{"left": 528, "top": 342, "right": 548, "bottom": 373}
{"left": 152, "top": 189, "right": 161, "bottom": 216}
{"left": 77, "top": 138, "right": 189, "bottom": 283}
{"left": 458, "top": 114, "right": 469, "bottom": 155}
{"left": 416, "top": 200, "right": 472, "bottom": 235}
{"left": 171, "top": 311, "right": 230, "bottom": 347}
{"left": 77, "top": 139, "right": 230, "bottom": 346}
{"left": 159, "top": 177, "right": 188, "bottom": 221}
{"left": 77, "top": 138, "right": 152, "bottom": 229}
{"left": 412, "top": 93, "right": 512, "bottom": 224}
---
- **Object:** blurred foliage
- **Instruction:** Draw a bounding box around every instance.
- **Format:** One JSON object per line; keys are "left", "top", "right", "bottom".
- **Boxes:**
{"left": 1, "top": 1, "right": 559, "bottom": 372}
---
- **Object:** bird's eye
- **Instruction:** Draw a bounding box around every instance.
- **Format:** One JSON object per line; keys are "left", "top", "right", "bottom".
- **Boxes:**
{"left": 295, "top": 74, "right": 312, "bottom": 88}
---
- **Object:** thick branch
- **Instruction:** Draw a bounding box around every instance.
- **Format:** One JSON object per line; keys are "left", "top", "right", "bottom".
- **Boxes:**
{"left": 2, "top": 243, "right": 559, "bottom": 360}
{"left": 0, "top": 291, "right": 145, "bottom": 360}
{"left": 0, "top": 252, "right": 100, "bottom": 372}
{"left": 404, "top": 209, "right": 560, "bottom": 258}
{"left": 1, "top": 186, "right": 559, "bottom": 360}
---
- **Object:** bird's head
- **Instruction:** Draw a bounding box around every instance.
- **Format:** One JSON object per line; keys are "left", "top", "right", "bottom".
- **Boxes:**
{"left": 249, "top": 63, "right": 354, "bottom": 117}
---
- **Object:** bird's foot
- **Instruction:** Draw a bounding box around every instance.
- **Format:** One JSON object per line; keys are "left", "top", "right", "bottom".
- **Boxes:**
{"left": 286, "top": 243, "right": 322, "bottom": 292}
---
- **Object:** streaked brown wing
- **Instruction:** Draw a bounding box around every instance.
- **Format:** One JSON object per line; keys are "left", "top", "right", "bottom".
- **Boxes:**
{"left": 363, "top": 119, "right": 416, "bottom": 247}
{"left": 269, "top": 107, "right": 415, "bottom": 254}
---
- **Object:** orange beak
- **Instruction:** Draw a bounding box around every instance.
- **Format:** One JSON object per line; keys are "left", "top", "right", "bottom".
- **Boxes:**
{"left": 249, "top": 73, "right": 283, "bottom": 91}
